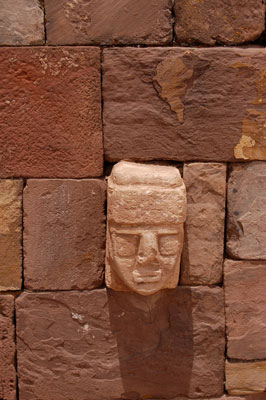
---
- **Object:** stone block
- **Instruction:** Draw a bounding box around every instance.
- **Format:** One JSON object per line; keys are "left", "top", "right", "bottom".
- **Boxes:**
{"left": 0, "top": 180, "right": 22, "bottom": 291}
{"left": 181, "top": 163, "right": 226, "bottom": 285}
{"left": 174, "top": 0, "right": 265, "bottom": 45}
{"left": 224, "top": 259, "right": 266, "bottom": 360}
{"left": 103, "top": 47, "right": 266, "bottom": 162}
{"left": 0, "top": 0, "right": 44, "bottom": 45}
{"left": 227, "top": 162, "right": 266, "bottom": 259}
{"left": 0, "top": 47, "right": 102, "bottom": 178}
{"left": 226, "top": 361, "right": 266, "bottom": 395}
{"left": 24, "top": 179, "right": 106, "bottom": 290}
{"left": 0, "top": 295, "right": 16, "bottom": 400}
{"left": 106, "top": 161, "right": 186, "bottom": 295}
{"left": 16, "top": 287, "right": 225, "bottom": 400}
{"left": 45, "top": 0, "right": 172, "bottom": 45}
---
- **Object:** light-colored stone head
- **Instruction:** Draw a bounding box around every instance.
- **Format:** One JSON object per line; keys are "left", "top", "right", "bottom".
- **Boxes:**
{"left": 106, "top": 161, "right": 186, "bottom": 296}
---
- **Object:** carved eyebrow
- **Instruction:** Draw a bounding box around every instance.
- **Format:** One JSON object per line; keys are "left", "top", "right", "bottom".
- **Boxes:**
{"left": 110, "top": 225, "right": 182, "bottom": 234}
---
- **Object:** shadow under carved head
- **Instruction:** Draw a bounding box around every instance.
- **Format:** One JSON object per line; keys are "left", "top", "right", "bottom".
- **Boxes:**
{"left": 106, "top": 161, "right": 187, "bottom": 296}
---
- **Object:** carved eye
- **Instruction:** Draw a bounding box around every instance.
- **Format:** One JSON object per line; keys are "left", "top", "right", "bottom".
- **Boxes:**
{"left": 159, "top": 235, "right": 180, "bottom": 256}
{"left": 113, "top": 234, "right": 139, "bottom": 257}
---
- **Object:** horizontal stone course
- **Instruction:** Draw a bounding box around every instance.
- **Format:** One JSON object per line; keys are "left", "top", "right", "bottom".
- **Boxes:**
{"left": 24, "top": 179, "right": 106, "bottom": 290}
{"left": 103, "top": 47, "right": 266, "bottom": 162}
{"left": 16, "top": 287, "right": 224, "bottom": 400}
{"left": 226, "top": 361, "right": 266, "bottom": 395}
{"left": 45, "top": 0, "right": 172, "bottom": 45}
{"left": 0, "top": 47, "right": 102, "bottom": 178}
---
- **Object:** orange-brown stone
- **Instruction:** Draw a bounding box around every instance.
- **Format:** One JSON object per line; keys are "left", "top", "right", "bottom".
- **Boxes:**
{"left": 0, "top": 180, "right": 22, "bottom": 291}
{"left": 0, "top": 47, "right": 102, "bottom": 178}
{"left": 24, "top": 179, "right": 106, "bottom": 290}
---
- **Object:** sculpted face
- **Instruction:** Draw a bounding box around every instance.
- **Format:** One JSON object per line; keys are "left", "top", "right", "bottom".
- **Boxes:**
{"left": 106, "top": 161, "right": 186, "bottom": 296}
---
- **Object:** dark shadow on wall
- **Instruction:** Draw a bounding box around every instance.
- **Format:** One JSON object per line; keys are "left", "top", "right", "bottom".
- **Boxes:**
{"left": 107, "top": 287, "right": 194, "bottom": 400}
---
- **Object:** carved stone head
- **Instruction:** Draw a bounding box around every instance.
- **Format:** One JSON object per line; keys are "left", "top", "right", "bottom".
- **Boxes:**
{"left": 106, "top": 161, "right": 186, "bottom": 296}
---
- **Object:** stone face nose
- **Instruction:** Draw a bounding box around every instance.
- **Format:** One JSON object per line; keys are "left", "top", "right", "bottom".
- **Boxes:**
{"left": 137, "top": 232, "right": 159, "bottom": 264}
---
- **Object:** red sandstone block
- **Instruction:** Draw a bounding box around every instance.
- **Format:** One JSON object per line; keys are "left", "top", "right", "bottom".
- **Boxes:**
{"left": 0, "top": 47, "right": 102, "bottom": 178}
{"left": 0, "top": 180, "right": 23, "bottom": 291}
{"left": 224, "top": 259, "right": 266, "bottom": 360}
{"left": 0, "top": 295, "right": 16, "bottom": 400}
{"left": 16, "top": 287, "right": 224, "bottom": 400}
{"left": 103, "top": 47, "right": 266, "bottom": 162}
{"left": 181, "top": 163, "right": 226, "bottom": 285}
{"left": 45, "top": 0, "right": 172, "bottom": 45}
{"left": 175, "top": 0, "right": 265, "bottom": 45}
{"left": 24, "top": 179, "right": 106, "bottom": 290}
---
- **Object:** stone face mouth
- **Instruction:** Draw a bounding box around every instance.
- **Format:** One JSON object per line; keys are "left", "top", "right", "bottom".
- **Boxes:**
{"left": 132, "top": 269, "right": 162, "bottom": 284}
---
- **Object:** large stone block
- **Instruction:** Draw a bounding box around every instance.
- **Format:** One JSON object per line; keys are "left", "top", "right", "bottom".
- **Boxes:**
{"left": 174, "top": 0, "right": 265, "bottom": 45}
{"left": 224, "top": 259, "right": 266, "bottom": 360}
{"left": 181, "top": 163, "right": 226, "bottom": 285}
{"left": 45, "top": 0, "right": 172, "bottom": 45}
{"left": 227, "top": 162, "right": 266, "bottom": 259}
{"left": 0, "top": 0, "right": 44, "bottom": 45}
{"left": 0, "top": 47, "right": 102, "bottom": 178}
{"left": 103, "top": 47, "right": 266, "bottom": 162}
{"left": 24, "top": 179, "right": 106, "bottom": 290}
{"left": 0, "top": 295, "right": 16, "bottom": 400}
{"left": 0, "top": 180, "right": 22, "bottom": 291}
{"left": 16, "top": 287, "right": 225, "bottom": 400}
{"left": 226, "top": 361, "right": 266, "bottom": 395}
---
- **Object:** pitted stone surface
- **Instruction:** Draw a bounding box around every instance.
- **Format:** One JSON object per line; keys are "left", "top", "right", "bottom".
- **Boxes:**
{"left": 103, "top": 47, "right": 266, "bottom": 162}
{"left": 106, "top": 161, "right": 186, "bottom": 295}
{"left": 0, "top": 180, "right": 22, "bottom": 291}
{"left": 0, "top": 47, "right": 102, "bottom": 178}
{"left": 181, "top": 163, "right": 226, "bottom": 285}
{"left": 174, "top": 0, "right": 265, "bottom": 45}
{"left": 0, "top": 295, "right": 16, "bottom": 400}
{"left": 16, "top": 287, "right": 224, "bottom": 400}
{"left": 45, "top": 0, "right": 172, "bottom": 45}
{"left": 224, "top": 259, "right": 266, "bottom": 360}
{"left": 0, "top": 0, "right": 44, "bottom": 45}
{"left": 226, "top": 361, "right": 266, "bottom": 395}
{"left": 24, "top": 179, "right": 106, "bottom": 290}
{"left": 227, "top": 162, "right": 266, "bottom": 259}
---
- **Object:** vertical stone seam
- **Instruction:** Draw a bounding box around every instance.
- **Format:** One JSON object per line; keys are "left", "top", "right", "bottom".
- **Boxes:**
{"left": 223, "top": 164, "right": 229, "bottom": 393}
{"left": 171, "top": 0, "right": 176, "bottom": 45}
{"left": 14, "top": 299, "right": 20, "bottom": 400}
{"left": 21, "top": 179, "right": 26, "bottom": 293}
{"left": 38, "top": 0, "right": 47, "bottom": 45}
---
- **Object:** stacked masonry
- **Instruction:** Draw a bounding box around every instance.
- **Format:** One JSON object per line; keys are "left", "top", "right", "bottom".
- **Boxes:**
{"left": 0, "top": 0, "right": 266, "bottom": 399}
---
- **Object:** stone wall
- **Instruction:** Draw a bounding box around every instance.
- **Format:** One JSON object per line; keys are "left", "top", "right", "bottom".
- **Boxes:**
{"left": 1, "top": 1, "right": 266, "bottom": 399}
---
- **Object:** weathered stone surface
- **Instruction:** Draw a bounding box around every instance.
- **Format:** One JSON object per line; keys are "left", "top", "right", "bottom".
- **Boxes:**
{"left": 0, "top": 295, "right": 16, "bottom": 400}
{"left": 103, "top": 47, "right": 266, "bottom": 162}
{"left": 45, "top": 0, "right": 172, "bottom": 45}
{"left": 0, "top": 180, "right": 22, "bottom": 291}
{"left": 174, "top": 0, "right": 265, "bottom": 46}
{"left": 224, "top": 259, "right": 266, "bottom": 360}
{"left": 181, "top": 163, "right": 226, "bottom": 285}
{"left": 24, "top": 179, "right": 106, "bottom": 290}
{"left": 106, "top": 161, "right": 186, "bottom": 295}
{"left": 227, "top": 162, "right": 266, "bottom": 259}
{"left": 226, "top": 361, "right": 266, "bottom": 395}
{"left": 0, "top": 47, "right": 102, "bottom": 178}
{"left": 0, "top": 0, "right": 44, "bottom": 45}
{"left": 16, "top": 287, "right": 225, "bottom": 400}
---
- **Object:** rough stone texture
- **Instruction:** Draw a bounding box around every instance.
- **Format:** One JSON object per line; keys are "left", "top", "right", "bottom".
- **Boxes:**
{"left": 45, "top": 0, "right": 172, "bottom": 45}
{"left": 0, "top": 47, "right": 102, "bottom": 178}
{"left": 106, "top": 161, "right": 186, "bottom": 295}
{"left": 226, "top": 361, "right": 266, "bottom": 395}
{"left": 0, "top": 0, "right": 44, "bottom": 45}
{"left": 24, "top": 179, "right": 106, "bottom": 290}
{"left": 16, "top": 287, "right": 225, "bottom": 400}
{"left": 0, "top": 180, "right": 22, "bottom": 291}
{"left": 0, "top": 295, "right": 16, "bottom": 400}
{"left": 181, "top": 163, "right": 226, "bottom": 285}
{"left": 103, "top": 47, "right": 266, "bottom": 162}
{"left": 227, "top": 162, "right": 266, "bottom": 260}
{"left": 174, "top": 0, "right": 265, "bottom": 46}
{"left": 224, "top": 259, "right": 266, "bottom": 360}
